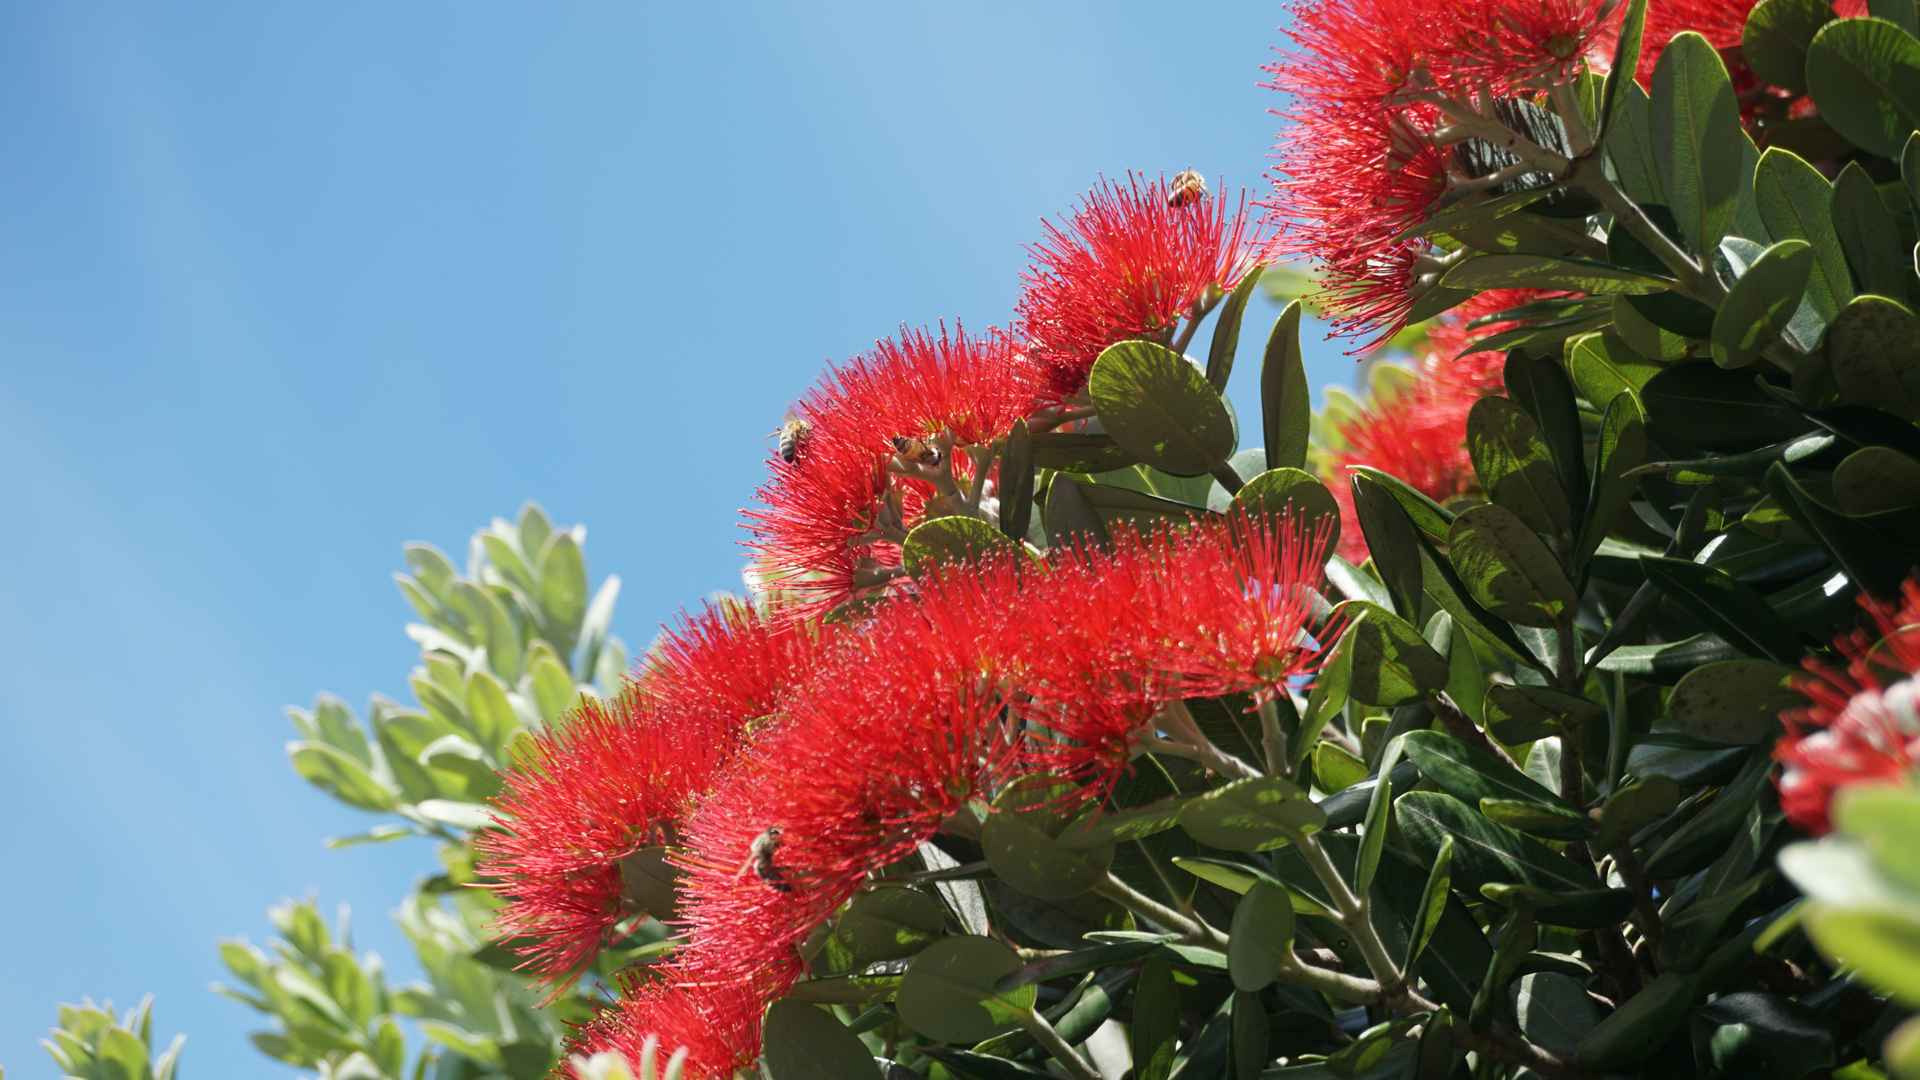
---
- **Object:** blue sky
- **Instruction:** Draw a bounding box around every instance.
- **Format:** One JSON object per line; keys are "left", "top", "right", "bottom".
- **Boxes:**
{"left": 0, "top": 3, "right": 1352, "bottom": 1074}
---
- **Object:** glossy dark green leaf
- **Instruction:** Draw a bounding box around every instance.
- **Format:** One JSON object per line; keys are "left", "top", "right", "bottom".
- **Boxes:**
{"left": 1576, "top": 972, "right": 1701, "bottom": 1068}
{"left": 1262, "top": 301, "right": 1312, "bottom": 472}
{"left": 1600, "top": 0, "right": 1649, "bottom": 134}
{"left": 1606, "top": 78, "right": 1666, "bottom": 204}
{"left": 1691, "top": 992, "right": 1835, "bottom": 1079}
{"left": 1349, "top": 473, "right": 1424, "bottom": 617}
{"left": 1756, "top": 148, "right": 1854, "bottom": 321}
{"left": 1349, "top": 465, "right": 1455, "bottom": 545}
{"left": 1312, "top": 740, "right": 1367, "bottom": 794}
{"left": 1513, "top": 972, "right": 1604, "bottom": 1058}
{"left": 1485, "top": 684, "right": 1605, "bottom": 745}
{"left": 1440, "top": 253, "right": 1673, "bottom": 294}
{"left": 763, "top": 1001, "right": 881, "bottom": 1080}
{"left": 1402, "top": 834, "right": 1453, "bottom": 971}
{"left": 1354, "top": 738, "right": 1404, "bottom": 895}
{"left": 1334, "top": 601, "right": 1449, "bottom": 707}
{"left": 1042, "top": 475, "right": 1109, "bottom": 548}
{"left": 1712, "top": 238, "right": 1815, "bottom": 367}
{"left": 1207, "top": 265, "right": 1265, "bottom": 392}
{"left": 1646, "top": 753, "right": 1773, "bottom": 876}
{"left": 1833, "top": 444, "right": 1920, "bottom": 514}
{"left": 1824, "top": 293, "right": 1920, "bottom": 420}
{"left": 1228, "top": 881, "right": 1296, "bottom": 992}
{"left": 897, "top": 936, "right": 1036, "bottom": 1043}
{"left": 999, "top": 419, "right": 1035, "bottom": 542}
{"left": 1179, "top": 776, "right": 1326, "bottom": 853}
{"left": 1089, "top": 340, "right": 1235, "bottom": 476}
{"left": 1232, "top": 467, "right": 1340, "bottom": 555}
{"left": 1395, "top": 791, "right": 1601, "bottom": 892}
{"left": 1565, "top": 331, "right": 1660, "bottom": 407}
{"left": 1654, "top": 32, "right": 1747, "bottom": 256}
{"left": 1467, "top": 397, "right": 1572, "bottom": 540}
{"left": 1641, "top": 364, "right": 1812, "bottom": 452}
{"left": 1503, "top": 351, "right": 1588, "bottom": 527}
{"left": 1665, "top": 659, "right": 1803, "bottom": 744}
{"left": 824, "top": 887, "right": 947, "bottom": 971}
{"left": 1765, "top": 461, "right": 1913, "bottom": 593}
{"left": 1448, "top": 504, "right": 1578, "bottom": 628}
{"left": 983, "top": 779, "right": 1114, "bottom": 901}
{"left": 1806, "top": 16, "right": 1920, "bottom": 158}
{"left": 1132, "top": 957, "right": 1179, "bottom": 1080}
{"left": 1231, "top": 991, "right": 1270, "bottom": 1080}
{"left": 1833, "top": 163, "right": 1914, "bottom": 301}
{"left": 1744, "top": 0, "right": 1841, "bottom": 91}
{"left": 617, "top": 847, "right": 683, "bottom": 921}
{"left": 1480, "top": 797, "right": 1595, "bottom": 840}
{"left": 1595, "top": 776, "right": 1683, "bottom": 850}
{"left": 1403, "top": 729, "right": 1565, "bottom": 810}
{"left": 903, "top": 516, "right": 1018, "bottom": 577}
{"left": 1030, "top": 431, "right": 1132, "bottom": 473}
{"left": 1639, "top": 555, "right": 1801, "bottom": 662}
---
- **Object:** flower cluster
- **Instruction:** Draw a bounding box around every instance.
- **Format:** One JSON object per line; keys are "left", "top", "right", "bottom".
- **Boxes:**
{"left": 748, "top": 174, "right": 1270, "bottom": 618}
{"left": 1775, "top": 577, "right": 1920, "bottom": 834}
{"left": 1018, "top": 174, "right": 1271, "bottom": 399}
{"left": 485, "top": 511, "right": 1334, "bottom": 1076}
{"left": 1320, "top": 289, "right": 1562, "bottom": 560}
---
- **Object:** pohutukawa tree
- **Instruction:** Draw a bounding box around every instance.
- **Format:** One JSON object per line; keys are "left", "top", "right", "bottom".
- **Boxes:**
{"left": 47, "top": 0, "right": 1920, "bottom": 1078}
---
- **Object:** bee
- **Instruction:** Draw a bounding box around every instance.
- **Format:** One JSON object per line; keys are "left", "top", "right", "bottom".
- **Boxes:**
{"left": 1168, "top": 169, "right": 1209, "bottom": 208}
{"left": 891, "top": 435, "right": 943, "bottom": 467}
{"left": 771, "top": 414, "right": 812, "bottom": 465}
{"left": 736, "top": 826, "right": 792, "bottom": 893}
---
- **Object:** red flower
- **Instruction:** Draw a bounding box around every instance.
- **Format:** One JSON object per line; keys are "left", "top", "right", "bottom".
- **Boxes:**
{"left": 745, "top": 324, "right": 1041, "bottom": 618}
{"left": 475, "top": 603, "right": 819, "bottom": 995}
{"left": 1775, "top": 577, "right": 1920, "bottom": 833}
{"left": 1448, "top": 0, "right": 1618, "bottom": 88}
{"left": 1018, "top": 173, "right": 1270, "bottom": 399}
{"left": 670, "top": 559, "right": 1030, "bottom": 986}
{"left": 567, "top": 964, "right": 773, "bottom": 1080}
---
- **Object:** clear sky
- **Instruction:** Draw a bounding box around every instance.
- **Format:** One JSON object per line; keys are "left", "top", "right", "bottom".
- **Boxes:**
{"left": 0, "top": 3, "right": 1353, "bottom": 1074}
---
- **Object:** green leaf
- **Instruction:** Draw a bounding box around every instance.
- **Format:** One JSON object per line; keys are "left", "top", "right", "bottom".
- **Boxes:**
{"left": 1639, "top": 555, "right": 1801, "bottom": 662}
{"left": 529, "top": 652, "right": 577, "bottom": 727}
{"left": 1804, "top": 904, "right": 1920, "bottom": 1004}
{"left": 1504, "top": 351, "right": 1588, "bottom": 526}
{"left": 1262, "top": 303, "right": 1312, "bottom": 474}
{"left": 1834, "top": 784, "right": 1920, "bottom": 892}
{"left": 1335, "top": 601, "right": 1450, "bottom": 707}
{"left": 288, "top": 742, "right": 398, "bottom": 812}
{"left": 1806, "top": 16, "right": 1920, "bottom": 158}
{"left": 1712, "top": 238, "right": 1815, "bottom": 367}
{"left": 1089, "top": 340, "right": 1235, "bottom": 476}
{"left": 1402, "top": 730, "right": 1565, "bottom": 810}
{"left": 903, "top": 515, "right": 1018, "bottom": 577}
{"left": 618, "top": 847, "right": 682, "bottom": 920}
{"left": 1355, "top": 738, "right": 1403, "bottom": 895}
{"left": 464, "top": 670, "right": 517, "bottom": 756}
{"left": 1664, "top": 659, "right": 1803, "bottom": 744}
{"left": 1575, "top": 972, "right": 1702, "bottom": 1068}
{"left": 1756, "top": 148, "right": 1853, "bottom": 323}
{"left": 1042, "top": 475, "right": 1109, "bottom": 548}
{"left": 1833, "top": 163, "right": 1914, "bottom": 301}
{"left": 1766, "top": 460, "right": 1914, "bottom": 593}
{"left": 1485, "top": 684, "right": 1605, "bottom": 745}
{"left": 1447, "top": 504, "right": 1578, "bottom": 628}
{"left": 1349, "top": 474, "right": 1424, "bottom": 618}
{"left": 1312, "top": 741, "right": 1368, "bottom": 793}
{"left": 1394, "top": 791, "right": 1601, "bottom": 892}
{"left": 763, "top": 1001, "right": 880, "bottom": 1080}
{"left": 1440, "top": 254, "right": 1674, "bottom": 294}
{"left": 1513, "top": 973, "right": 1604, "bottom": 1057}
{"left": 827, "top": 886, "right": 947, "bottom": 969}
{"left": 999, "top": 419, "right": 1036, "bottom": 542}
{"left": 1030, "top": 431, "right": 1132, "bottom": 473}
{"left": 1466, "top": 397, "right": 1572, "bottom": 541}
{"left": 1824, "top": 293, "right": 1920, "bottom": 419}
{"left": 1836, "top": 444, "right": 1920, "bottom": 516}
{"left": 1600, "top": 0, "right": 1649, "bottom": 134}
{"left": 1480, "top": 798, "right": 1594, "bottom": 840}
{"left": 897, "top": 936, "right": 1037, "bottom": 1043}
{"left": 1208, "top": 265, "right": 1265, "bottom": 392}
{"left": 537, "top": 530, "right": 589, "bottom": 634}
{"left": 1744, "top": 0, "right": 1840, "bottom": 92}
{"left": 1607, "top": 78, "right": 1666, "bottom": 204}
{"left": 1646, "top": 753, "right": 1775, "bottom": 876}
{"left": 1565, "top": 331, "right": 1660, "bottom": 407}
{"left": 1654, "top": 32, "right": 1748, "bottom": 256}
{"left": 1594, "top": 776, "right": 1683, "bottom": 850}
{"left": 982, "top": 778, "right": 1114, "bottom": 900}
{"left": 1228, "top": 881, "right": 1296, "bottom": 992}
{"left": 1179, "top": 776, "right": 1326, "bottom": 852}
{"left": 1692, "top": 992, "right": 1836, "bottom": 1080}
{"left": 1231, "top": 991, "right": 1270, "bottom": 1080}
{"left": 1349, "top": 466, "right": 1455, "bottom": 544}
{"left": 1641, "top": 364, "right": 1812, "bottom": 452}
{"left": 1406, "top": 834, "right": 1453, "bottom": 970}
{"left": 1231, "top": 468, "right": 1341, "bottom": 555}
{"left": 1130, "top": 957, "right": 1179, "bottom": 1080}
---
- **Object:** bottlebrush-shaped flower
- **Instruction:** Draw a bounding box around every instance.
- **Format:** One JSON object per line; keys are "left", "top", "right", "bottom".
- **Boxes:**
{"left": 1018, "top": 173, "right": 1270, "bottom": 400}
{"left": 475, "top": 603, "right": 818, "bottom": 994}
{"left": 669, "top": 557, "right": 1031, "bottom": 986}
{"left": 567, "top": 964, "right": 772, "bottom": 1080}
{"left": 1775, "top": 577, "right": 1920, "bottom": 834}
{"left": 745, "top": 323, "right": 1040, "bottom": 617}
{"left": 1320, "top": 290, "right": 1555, "bottom": 560}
